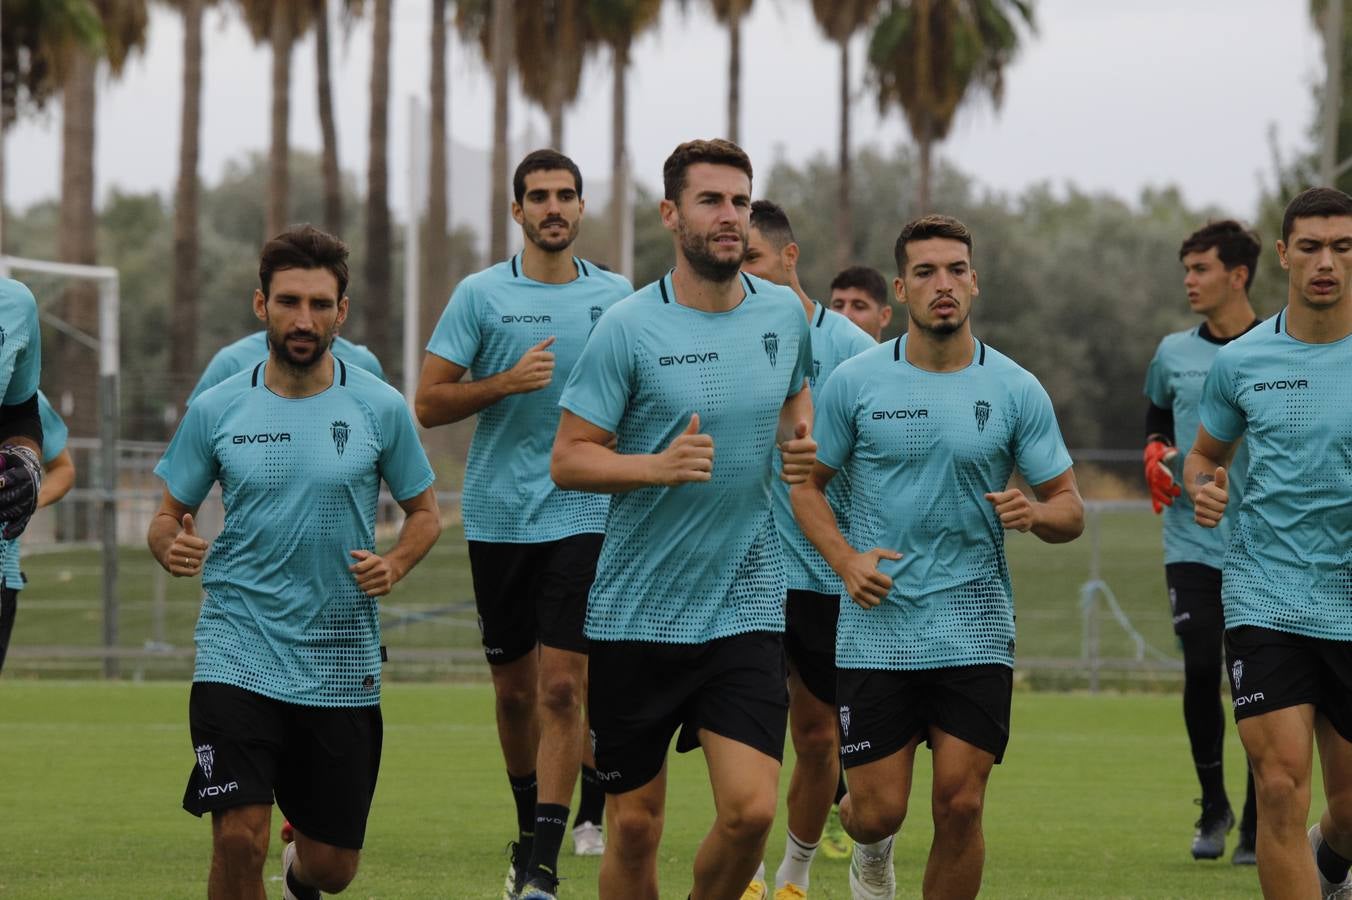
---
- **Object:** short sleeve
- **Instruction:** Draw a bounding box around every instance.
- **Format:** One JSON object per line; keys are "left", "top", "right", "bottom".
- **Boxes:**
{"left": 377, "top": 399, "right": 436, "bottom": 501}
{"left": 845, "top": 325, "right": 876, "bottom": 359}
{"left": 153, "top": 400, "right": 220, "bottom": 506}
{"left": 558, "top": 310, "right": 634, "bottom": 432}
{"left": 425, "top": 280, "right": 482, "bottom": 368}
{"left": 188, "top": 347, "right": 240, "bottom": 405}
{"left": 812, "top": 364, "right": 857, "bottom": 472}
{"left": 36, "top": 392, "right": 68, "bottom": 462}
{"left": 3, "top": 292, "right": 39, "bottom": 406}
{"left": 342, "top": 341, "right": 386, "bottom": 381}
{"left": 1013, "top": 378, "right": 1074, "bottom": 487}
{"left": 787, "top": 311, "right": 813, "bottom": 398}
{"left": 1198, "top": 352, "right": 1245, "bottom": 442}
{"left": 1143, "top": 341, "right": 1171, "bottom": 407}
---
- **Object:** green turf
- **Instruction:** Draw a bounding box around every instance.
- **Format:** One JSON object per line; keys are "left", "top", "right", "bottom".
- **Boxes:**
{"left": 0, "top": 681, "right": 1300, "bottom": 898}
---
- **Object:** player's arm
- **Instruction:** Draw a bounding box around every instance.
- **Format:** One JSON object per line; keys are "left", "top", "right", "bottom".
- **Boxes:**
{"left": 36, "top": 449, "right": 74, "bottom": 509}
{"left": 147, "top": 489, "right": 208, "bottom": 578}
{"left": 1183, "top": 427, "right": 1236, "bottom": 528}
{"left": 791, "top": 463, "right": 901, "bottom": 609}
{"left": 551, "top": 409, "right": 713, "bottom": 493}
{"left": 986, "top": 468, "right": 1085, "bottom": 544}
{"left": 348, "top": 487, "right": 441, "bottom": 597}
{"left": 414, "top": 339, "right": 556, "bottom": 427}
{"left": 776, "top": 381, "right": 816, "bottom": 484}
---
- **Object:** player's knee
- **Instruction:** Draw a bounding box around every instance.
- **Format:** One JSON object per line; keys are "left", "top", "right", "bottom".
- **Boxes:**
{"left": 306, "top": 855, "right": 360, "bottom": 894}
{"left": 212, "top": 821, "right": 269, "bottom": 873}
{"left": 789, "top": 715, "right": 838, "bottom": 764}
{"left": 844, "top": 798, "right": 906, "bottom": 842}
{"left": 537, "top": 672, "right": 583, "bottom": 716}
{"left": 495, "top": 681, "right": 536, "bottom": 719}
{"left": 718, "top": 795, "right": 777, "bottom": 844}
{"left": 609, "top": 807, "right": 663, "bottom": 857}
{"left": 932, "top": 784, "right": 985, "bottom": 831}
{"left": 1252, "top": 765, "right": 1307, "bottom": 816}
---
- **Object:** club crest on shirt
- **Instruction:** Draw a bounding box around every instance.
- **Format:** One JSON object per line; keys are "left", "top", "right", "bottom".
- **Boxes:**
{"left": 810, "top": 359, "right": 821, "bottom": 388}
{"left": 0, "top": 325, "right": 7, "bottom": 348}
{"left": 331, "top": 420, "right": 350, "bottom": 457}
{"left": 839, "top": 705, "right": 851, "bottom": 737}
{"left": 1231, "top": 659, "right": 1244, "bottom": 691}
{"left": 974, "top": 400, "right": 992, "bottom": 432}
{"left": 589, "top": 305, "right": 603, "bottom": 335}
{"left": 762, "top": 332, "right": 779, "bottom": 367}
{"left": 195, "top": 743, "right": 215, "bottom": 781}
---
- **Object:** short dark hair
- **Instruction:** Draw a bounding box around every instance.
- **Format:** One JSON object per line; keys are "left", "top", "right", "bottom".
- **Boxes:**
{"left": 1281, "top": 187, "right": 1352, "bottom": 243}
{"left": 662, "top": 139, "right": 754, "bottom": 202}
{"left": 893, "top": 214, "right": 973, "bottom": 273}
{"left": 258, "top": 225, "right": 350, "bottom": 299}
{"left": 750, "top": 199, "right": 795, "bottom": 249}
{"left": 829, "top": 265, "right": 889, "bottom": 307}
{"left": 1178, "top": 220, "right": 1261, "bottom": 290}
{"left": 513, "top": 149, "right": 583, "bottom": 204}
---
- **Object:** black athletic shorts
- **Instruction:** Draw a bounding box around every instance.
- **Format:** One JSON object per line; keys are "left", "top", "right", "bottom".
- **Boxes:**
{"left": 1165, "top": 563, "right": 1224, "bottom": 636}
{"left": 835, "top": 663, "right": 1013, "bottom": 768}
{"left": 183, "top": 681, "right": 384, "bottom": 849}
{"left": 468, "top": 532, "right": 602, "bottom": 664}
{"left": 1225, "top": 626, "right": 1352, "bottom": 741}
{"left": 587, "top": 631, "right": 789, "bottom": 794}
{"left": 784, "top": 589, "right": 839, "bottom": 705}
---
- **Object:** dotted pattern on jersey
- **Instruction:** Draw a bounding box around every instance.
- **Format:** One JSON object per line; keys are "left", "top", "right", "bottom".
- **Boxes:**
{"left": 1143, "top": 327, "right": 1248, "bottom": 566}
{"left": 431, "top": 258, "right": 630, "bottom": 542}
{"left": 1205, "top": 315, "right": 1352, "bottom": 640}
{"left": 568, "top": 276, "right": 811, "bottom": 643}
{"left": 818, "top": 338, "right": 1071, "bottom": 670}
{"left": 158, "top": 366, "right": 434, "bottom": 706}
{"left": 772, "top": 306, "right": 874, "bottom": 593}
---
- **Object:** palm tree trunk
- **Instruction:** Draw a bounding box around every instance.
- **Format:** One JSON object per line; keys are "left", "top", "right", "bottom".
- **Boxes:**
{"left": 917, "top": 132, "right": 932, "bottom": 215}
{"left": 727, "top": 15, "right": 740, "bottom": 143}
{"left": 835, "top": 37, "right": 852, "bottom": 271}
{"left": 914, "top": 0, "right": 932, "bottom": 214}
{"left": 610, "top": 39, "right": 630, "bottom": 275}
{"left": 490, "top": 0, "right": 514, "bottom": 262}
{"left": 170, "top": 0, "right": 204, "bottom": 411}
{"left": 57, "top": 48, "right": 99, "bottom": 438}
{"left": 365, "top": 0, "right": 393, "bottom": 365}
{"left": 314, "top": 0, "right": 343, "bottom": 235}
{"left": 423, "top": 0, "right": 450, "bottom": 344}
{"left": 267, "top": 5, "right": 293, "bottom": 239}
{"left": 548, "top": 52, "right": 565, "bottom": 150}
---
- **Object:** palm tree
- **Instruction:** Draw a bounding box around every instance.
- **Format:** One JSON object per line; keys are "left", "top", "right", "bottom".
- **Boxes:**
{"left": 313, "top": 0, "right": 342, "bottom": 234}
{"left": 810, "top": 0, "right": 882, "bottom": 269}
{"left": 515, "top": 0, "right": 593, "bottom": 149}
{"left": 56, "top": 0, "right": 149, "bottom": 438}
{"left": 455, "top": 0, "right": 513, "bottom": 261}
{"left": 868, "top": 0, "right": 1034, "bottom": 213}
{"left": 588, "top": 0, "right": 663, "bottom": 276}
{"left": 706, "top": 0, "right": 753, "bottom": 144}
{"left": 363, "top": 0, "right": 394, "bottom": 365}
{"left": 423, "top": 0, "right": 451, "bottom": 343}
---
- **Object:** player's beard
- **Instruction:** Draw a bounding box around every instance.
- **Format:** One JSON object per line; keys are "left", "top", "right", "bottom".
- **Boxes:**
{"left": 678, "top": 219, "right": 745, "bottom": 283}
{"left": 268, "top": 323, "right": 336, "bottom": 373}
{"left": 908, "top": 300, "right": 969, "bottom": 337}
{"left": 524, "top": 215, "right": 579, "bottom": 254}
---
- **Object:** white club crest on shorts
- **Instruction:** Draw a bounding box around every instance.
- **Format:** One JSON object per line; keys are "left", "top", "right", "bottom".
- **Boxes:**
{"left": 195, "top": 743, "right": 215, "bottom": 781}
{"left": 1231, "top": 659, "right": 1244, "bottom": 691}
{"left": 589, "top": 728, "right": 598, "bottom": 755}
{"left": 839, "top": 706, "right": 851, "bottom": 738}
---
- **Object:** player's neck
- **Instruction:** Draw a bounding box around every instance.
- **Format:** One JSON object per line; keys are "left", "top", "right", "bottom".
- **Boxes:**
{"left": 905, "top": 323, "right": 975, "bottom": 372}
{"left": 1285, "top": 287, "right": 1352, "bottom": 343}
{"left": 1203, "top": 296, "right": 1257, "bottom": 338}
{"left": 789, "top": 280, "right": 814, "bottom": 319}
{"left": 671, "top": 260, "right": 745, "bottom": 312}
{"left": 519, "top": 243, "right": 578, "bottom": 284}
{"left": 265, "top": 352, "right": 335, "bottom": 398}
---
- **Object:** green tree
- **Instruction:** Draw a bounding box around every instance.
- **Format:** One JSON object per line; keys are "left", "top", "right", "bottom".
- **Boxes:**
{"left": 867, "top": 0, "right": 1034, "bottom": 213}
{"left": 706, "top": 0, "right": 753, "bottom": 143}
{"left": 516, "top": 0, "right": 594, "bottom": 149}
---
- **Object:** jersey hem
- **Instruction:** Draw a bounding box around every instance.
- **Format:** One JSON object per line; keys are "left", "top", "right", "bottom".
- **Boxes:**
{"left": 835, "top": 656, "right": 1015, "bottom": 671}
{"left": 190, "top": 674, "right": 382, "bottom": 708}
{"left": 584, "top": 618, "right": 785, "bottom": 645}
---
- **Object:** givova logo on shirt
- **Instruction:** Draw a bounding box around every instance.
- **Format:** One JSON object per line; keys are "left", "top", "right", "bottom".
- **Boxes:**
{"left": 501, "top": 314, "right": 551, "bottom": 324}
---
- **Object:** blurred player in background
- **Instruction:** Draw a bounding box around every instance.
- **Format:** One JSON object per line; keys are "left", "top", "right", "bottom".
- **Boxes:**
{"left": 552, "top": 139, "right": 816, "bottom": 900}
{"left": 187, "top": 326, "right": 384, "bottom": 404}
{"left": 417, "top": 150, "right": 631, "bottom": 899}
{"left": 793, "top": 215, "right": 1083, "bottom": 900}
{"left": 1143, "top": 220, "right": 1262, "bottom": 864}
{"left": 0, "top": 277, "right": 47, "bottom": 552}
{"left": 1187, "top": 187, "right": 1352, "bottom": 900}
{"left": 149, "top": 225, "right": 440, "bottom": 900}
{"left": 741, "top": 200, "right": 873, "bottom": 899}
{"left": 0, "top": 390, "right": 73, "bottom": 675}
{"left": 828, "top": 266, "right": 892, "bottom": 342}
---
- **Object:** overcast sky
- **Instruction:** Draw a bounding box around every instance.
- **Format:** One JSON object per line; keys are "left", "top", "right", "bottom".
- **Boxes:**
{"left": 4, "top": 0, "right": 1325, "bottom": 224}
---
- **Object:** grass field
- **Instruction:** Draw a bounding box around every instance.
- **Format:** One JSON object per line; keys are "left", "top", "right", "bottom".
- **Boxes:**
{"left": 0, "top": 681, "right": 1291, "bottom": 899}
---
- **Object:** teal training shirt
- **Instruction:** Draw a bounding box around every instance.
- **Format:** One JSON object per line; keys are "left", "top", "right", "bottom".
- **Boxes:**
{"left": 0, "top": 278, "right": 42, "bottom": 580}
{"left": 559, "top": 272, "right": 813, "bottom": 644}
{"left": 1144, "top": 325, "right": 1251, "bottom": 567}
{"left": 426, "top": 255, "right": 632, "bottom": 543}
{"left": 1, "top": 392, "right": 68, "bottom": 590}
{"left": 187, "top": 331, "right": 386, "bottom": 404}
{"left": 1198, "top": 309, "right": 1352, "bottom": 640}
{"left": 154, "top": 359, "right": 435, "bottom": 706}
{"left": 814, "top": 334, "right": 1073, "bottom": 670}
{"left": 771, "top": 303, "right": 875, "bottom": 594}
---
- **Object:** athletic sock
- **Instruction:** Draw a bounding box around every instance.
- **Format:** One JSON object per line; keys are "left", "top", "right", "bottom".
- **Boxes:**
{"left": 1239, "top": 766, "right": 1258, "bottom": 835}
{"left": 508, "top": 771, "right": 538, "bottom": 857}
{"left": 527, "top": 803, "right": 570, "bottom": 882}
{"left": 753, "top": 860, "right": 766, "bottom": 882}
{"left": 574, "top": 764, "right": 606, "bottom": 827}
{"left": 1195, "top": 760, "right": 1228, "bottom": 811}
{"left": 835, "top": 770, "right": 848, "bottom": 805}
{"left": 1319, "top": 836, "right": 1352, "bottom": 885}
{"left": 776, "top": 829, "right": 820, "bottom": 889}
{"left": 857, "top": 835, "right": 893, "bottom": 859}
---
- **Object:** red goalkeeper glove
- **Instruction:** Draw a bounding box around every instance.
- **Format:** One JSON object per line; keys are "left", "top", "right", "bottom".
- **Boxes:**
{"left": 1143, "top": 440, "right": 1180, "bottom": 514}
